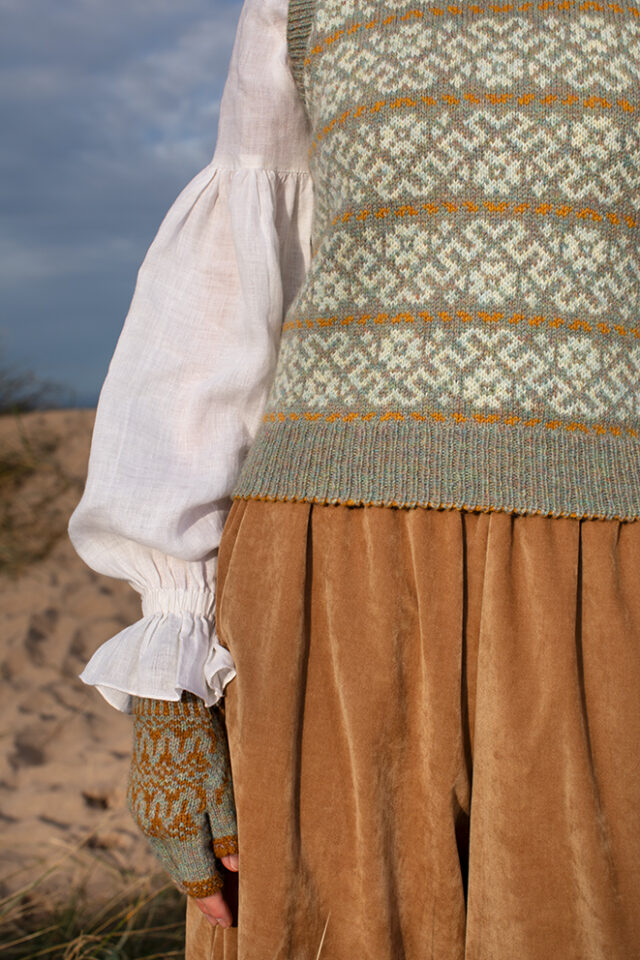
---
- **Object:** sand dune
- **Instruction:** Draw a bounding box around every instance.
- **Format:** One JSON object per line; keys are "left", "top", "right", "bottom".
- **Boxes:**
{"left": 0, "top": 409, "right": 161, "bottom": 908}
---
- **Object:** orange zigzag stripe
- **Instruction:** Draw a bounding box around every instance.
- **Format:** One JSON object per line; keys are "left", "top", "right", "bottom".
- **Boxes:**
{"left": 325, "top": 196, "right": 639, "bottom": 231}
{"left": 309, "top": 90, "right": 639, "bottom": 154}
{"left": 282, "top": 309, "right": 640, "bottom": 340}
{"left": 263, "top": 408, "right": 638, "bottom": 438}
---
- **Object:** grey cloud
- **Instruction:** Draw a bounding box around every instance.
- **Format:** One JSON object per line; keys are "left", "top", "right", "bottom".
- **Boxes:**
{"left": 0, "top": 0, "right": 242, "bottom": 403}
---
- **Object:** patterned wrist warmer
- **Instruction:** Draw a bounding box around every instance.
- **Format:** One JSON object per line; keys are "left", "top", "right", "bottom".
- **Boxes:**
{"left": 126, "top": 692, "right": 239, "bottom": 899}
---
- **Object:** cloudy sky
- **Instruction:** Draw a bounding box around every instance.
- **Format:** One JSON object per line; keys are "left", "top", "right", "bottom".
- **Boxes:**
{"left": 1, "top": 0, "right": 242, "bottom": 406}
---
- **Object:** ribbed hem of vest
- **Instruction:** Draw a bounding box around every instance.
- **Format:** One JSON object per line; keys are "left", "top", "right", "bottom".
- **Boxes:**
{"left": 231, "top": 417, "right": 640, "bottom": 522}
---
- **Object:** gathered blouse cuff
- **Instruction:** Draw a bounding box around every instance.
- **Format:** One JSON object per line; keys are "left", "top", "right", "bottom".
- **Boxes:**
{"left": 78, "top": 587, "right": 236, "bottom": 714}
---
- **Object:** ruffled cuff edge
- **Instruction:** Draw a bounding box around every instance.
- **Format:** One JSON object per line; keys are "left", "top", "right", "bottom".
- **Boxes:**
{"left": 78, "top": 611, "right": 237, "bottom": 714}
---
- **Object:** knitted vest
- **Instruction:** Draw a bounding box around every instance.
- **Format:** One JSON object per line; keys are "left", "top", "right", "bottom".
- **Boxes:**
{"left": 231, "top": 0, "right": 640, "bottom": 521}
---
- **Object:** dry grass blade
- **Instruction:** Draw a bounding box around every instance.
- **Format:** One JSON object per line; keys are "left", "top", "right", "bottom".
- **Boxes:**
{"left": 314, "top": 910, "right": 331, "bottom": 959}
{"left": 0, "top": 924, "right": 59, "bottom": 953}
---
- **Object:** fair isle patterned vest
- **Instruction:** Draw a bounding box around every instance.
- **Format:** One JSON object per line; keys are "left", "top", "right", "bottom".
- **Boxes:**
{"left": 231, "top": 0, "right": 640, "bottom": 521}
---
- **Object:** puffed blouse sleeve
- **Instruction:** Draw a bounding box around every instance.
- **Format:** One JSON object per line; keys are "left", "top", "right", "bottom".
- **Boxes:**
{"left": 66, "top": 0, "right": 313, "bottom": 713}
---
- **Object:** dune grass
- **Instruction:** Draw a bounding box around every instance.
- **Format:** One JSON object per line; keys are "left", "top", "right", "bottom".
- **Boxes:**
{"left": 0, "top": 409, "right": 83, "bottom": 579}
{"left": 0, "top": 346, "right": 85, "bottom": 578}
{"left": 0, "top": 825, "right": 187, "bottom": 960}
{"left": 0, "top": 880, "right": 185, "bottom": 960}
{"left": 0, "top": 341, "right": 76, "bottom": 418}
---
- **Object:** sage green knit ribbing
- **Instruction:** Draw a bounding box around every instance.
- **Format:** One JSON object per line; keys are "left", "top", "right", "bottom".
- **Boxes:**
{"left": 232, "top": 0, "right": 640, "bottom": 521}
{"left": 286, "top": 0, "right": 315, "bottom": 111}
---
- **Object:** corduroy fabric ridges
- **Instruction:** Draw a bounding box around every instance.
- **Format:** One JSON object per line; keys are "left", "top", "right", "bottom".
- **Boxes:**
{"left": 231, "top": 0, "right": 640, "bottom": 521}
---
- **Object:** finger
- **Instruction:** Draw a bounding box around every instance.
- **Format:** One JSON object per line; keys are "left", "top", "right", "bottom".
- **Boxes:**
{"left": 221, "top": 853, "right": 239, "bottom": 871}
{"left": 195, "top": 891, "right": 233, "bottom": 928}
{"left": 195, "top": 891, "right": 232, "bottom": 926}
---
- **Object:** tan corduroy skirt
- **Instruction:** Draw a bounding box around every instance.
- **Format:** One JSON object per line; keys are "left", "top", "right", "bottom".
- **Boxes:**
{"left": 185, "top": 498, "right": 640, "bottom": 960}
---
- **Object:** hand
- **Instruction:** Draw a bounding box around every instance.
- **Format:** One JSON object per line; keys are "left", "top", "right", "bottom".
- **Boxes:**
{"left": 127, "top": 692, "right": 239, "bottom": 907}
{"left": 194, "top": 852, "right": 239, "bottom": 928}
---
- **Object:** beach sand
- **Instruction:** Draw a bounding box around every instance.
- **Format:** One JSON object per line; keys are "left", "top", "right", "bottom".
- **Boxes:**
{"left": 0, "top": 408, "right": 162, "bottom": 910}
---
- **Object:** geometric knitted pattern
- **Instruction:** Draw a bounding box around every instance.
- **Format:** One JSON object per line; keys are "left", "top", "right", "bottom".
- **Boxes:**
{"left": 127, "top": 693, "right": 238, "bottom": 900}
{"left": 232, "top": 0, "right": 640, "bottom": 520}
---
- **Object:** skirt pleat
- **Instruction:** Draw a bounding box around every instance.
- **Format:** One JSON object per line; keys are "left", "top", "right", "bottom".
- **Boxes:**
{"left": 184, "top": 500, "right": 640, "bottom": 960}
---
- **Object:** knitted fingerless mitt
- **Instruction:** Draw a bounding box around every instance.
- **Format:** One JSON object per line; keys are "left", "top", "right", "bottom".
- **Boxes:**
{"left": 127, "top": 692, "right": 238, "bottom": 899}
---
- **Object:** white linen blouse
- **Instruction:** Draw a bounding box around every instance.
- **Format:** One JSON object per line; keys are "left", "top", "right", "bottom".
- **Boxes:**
{"left": 67, "top": 0, "right": 314, "bottom": 713}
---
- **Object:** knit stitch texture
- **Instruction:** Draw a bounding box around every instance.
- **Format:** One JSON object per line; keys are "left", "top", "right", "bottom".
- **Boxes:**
{"left": 127, "top": 693, "right": 238, "bottom": 899}
{"left": 232, "top": 0, "right": 640, "bottom": 520}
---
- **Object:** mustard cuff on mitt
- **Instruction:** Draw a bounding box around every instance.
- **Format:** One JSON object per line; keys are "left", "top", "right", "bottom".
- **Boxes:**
{"left": 126, "top": 691, "right": 238, "bottom": 899}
